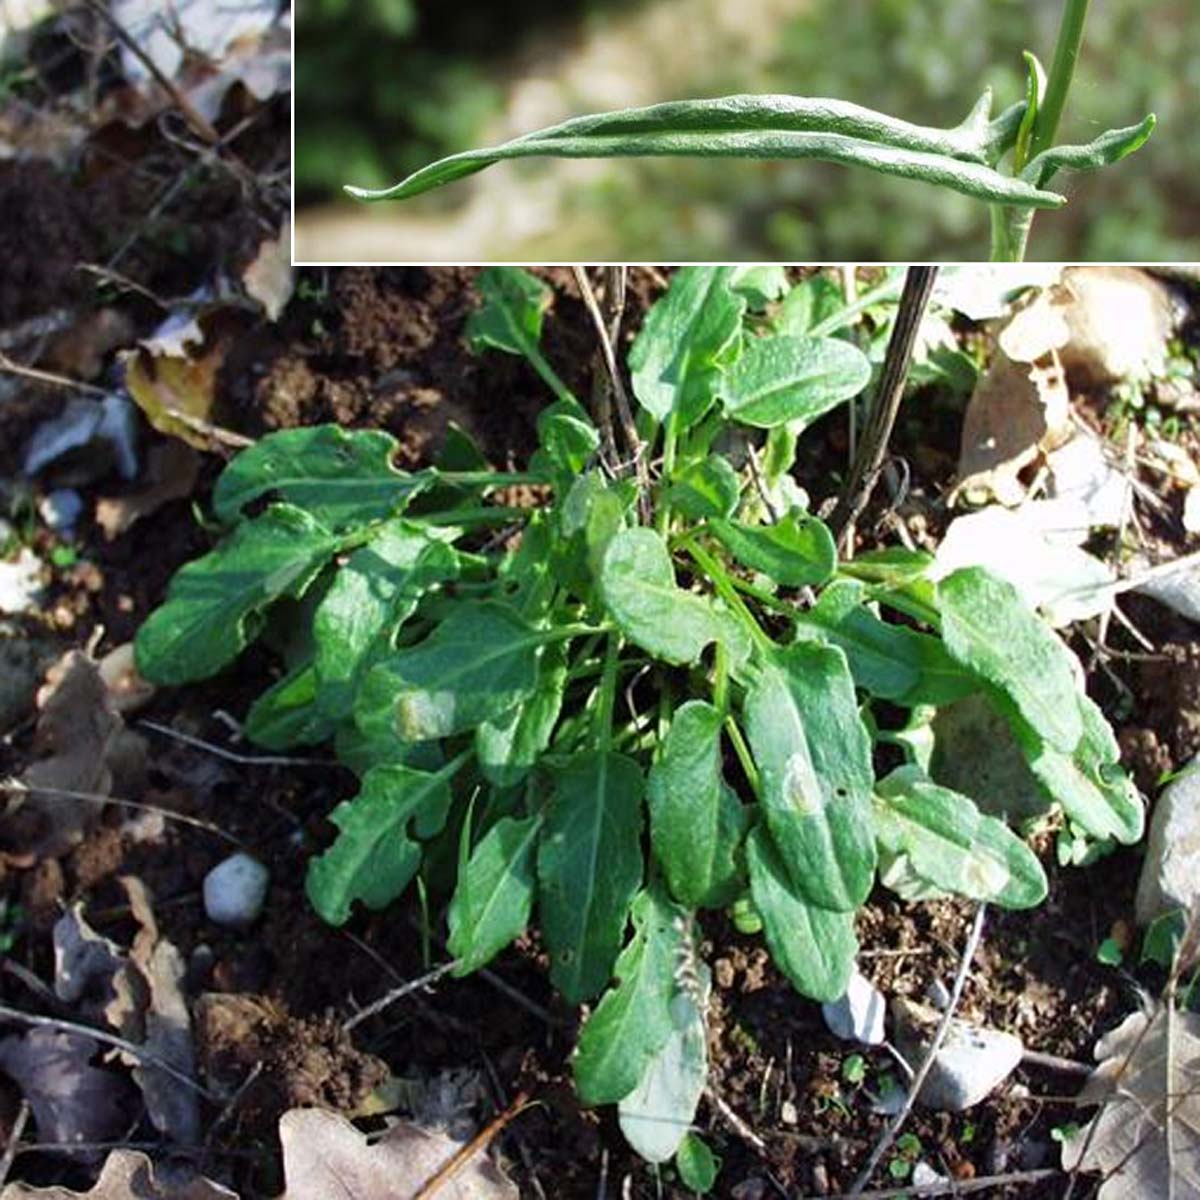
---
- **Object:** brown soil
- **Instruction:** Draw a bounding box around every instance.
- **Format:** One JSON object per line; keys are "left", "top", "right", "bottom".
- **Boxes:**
{"left": 1, "top": 263, "right": 1197, "bottom": 1199}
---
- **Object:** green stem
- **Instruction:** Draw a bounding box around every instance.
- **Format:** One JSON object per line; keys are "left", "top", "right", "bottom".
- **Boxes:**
{"left": 594, "top": 635, "right": 620, "bottom": 750}
{"left": 724, "top": 715, "right": 761, "bottom": 799}
{"left": 438, "top": 470, "right": 549, "bottom": 488}
{"left": 525, "top": 345, "right": 579, "bottom": 409}
{"left": 423, "top": 505, "right": 532, "bottom": 526}
{"left": 988, "top": 205, "right": 1036, "bottom": 263}
{"left": 808, "top": 272, "right": 904, "bottom": 339}
{"left": 656, "top": 415, "right": 680, "bottom": 535}
{"left": 682, "top": 537, "right": 772, "bottom": 652}
{"left": 1030, "top": 0, "right": 1091, "bottom": 161}
{"left": 713, "top": 640, "right": 730, "bottom": 715}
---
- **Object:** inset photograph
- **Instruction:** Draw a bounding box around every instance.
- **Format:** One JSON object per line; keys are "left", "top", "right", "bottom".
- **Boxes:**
{"left": 293, "top": 0, "right": 1196, "bottom": 262}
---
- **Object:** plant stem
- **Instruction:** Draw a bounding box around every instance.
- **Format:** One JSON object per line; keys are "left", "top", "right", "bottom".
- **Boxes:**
{"left": 988, "top": 205, "right": 1036, "bottom": 263}
{"left": 1030, "top": 0, "right": 1091, "bottom": 160}
{"left": 724, "top": 716, "right": 761, "bottom": 799}
{"left": 808, "top": 271, "right": 905, "bottom": 339}
{"left": 656, "top": 414, "right": 680, "bottom": 535}
{"left": 594, "top": 635, "right": 620, "bottom": 750}
{"left": 682, "top": 537, "right": 772, "bottom": 652}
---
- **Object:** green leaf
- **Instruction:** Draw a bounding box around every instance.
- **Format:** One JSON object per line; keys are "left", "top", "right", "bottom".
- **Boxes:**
{"left": 355, "top": 601, "right": 545, "bottom": 743}
{"left": 475, "top": 641, "right": 568, "bottom": 787}
{"left": 719, "top": 335, "right": 871, "bottom": 429}
{"left": 244, "top": 661, "right": 336, "bottom": 750}
{"left": 874, "top": 766, "right": 1047, "bottom": 909}
{"left": 796, "top": 579, "right": 976, "bottom": 706}
{"left": 306, "top": 756, "right": 464, "bottom": 925}
{"left": 447, "top": 813, "right": 542, "bottom": 975}
{"left": 599, "top": 528, "right": 720, "bottom": 666}
{"left": 1021, "top": 114, "right": 1156, "bottom": 190}
{"left": 775, "top": 274, "right": 846, "bottom": 337}
{"left": 313, "top": 520, "right": 460, "bottom": 715}
{"left": 648, "top": 701, "right": 749, "bottom": 908}
{"left": 937, "top": 566, "right": 1082, "bottom": 754}
{"left": 345, "top": 92, "right": 1065, "bottom": 210}
{"left": 1019, "top": 694, "right": 1144, "bottom": 844}
{"left": 844, "top": 546, "right": 934, "bottom": 587}
{"left": 135, "top": 504, "right": 339, "bottom": 686}
{"left": 710, "top": 511, "right": 836, "bottom": 587}
{"left": 743, "top": 644, "right": 877, "bottom": 912}
{"left": 537, "top": 750, "right": 644, "bottom": 1003}
{"left": 746, "top": 824, "right": 856, "bottom": 1003}
{"left": 665, "top": 455, "right": 742, "bottom": 520}
{"left": 573, "top": 887, "right": 685, "bottom": 1105}
{"left": 534, "top": 398, "right": 600, "bottom": 477}
{"left": 618, "top": 965, "right": 710, "bottom": 1163}
{"left": 1012, "top": 50, "right": 1046, "bottom": 174}
{"left": 676, "top": 1134, "right": 721, "bottom": 1193}
{"left": 730, "top": 265, "right": 791, "bottom": 308}
{"left": 628, "top": 267, "right": 745, "bottom": 426}
{"left": 211, "top": 426, "right": 430, "bottom": 532}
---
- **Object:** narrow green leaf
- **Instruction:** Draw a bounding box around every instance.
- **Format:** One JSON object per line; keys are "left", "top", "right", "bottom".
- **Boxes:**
{"left": 648, "top": 701, "right": 749, "bottom": 908}
{"left": 475, "top": 642, "right": 568, "bottom": 787}
{"left": 617, "top": 965, "right": 709, "bottom": 1163}
{"left": 937, "top": 566, "right": 1082, "bottom": 753}
{"left": 212, "top": 426, "right": 430, "bottom": 531}
{"left": 573, "top": 887, "right": 685, "bottom": 1105}
{"left": 537, "top": 750, "right": 644, "bottom": 1003}
{"left": 306, "top": 757, "right": 463, "bottom": 925}
{"left": 874, "top": 766, "right": 1048, "bottom": 909}
{"left": 1021, "top": 114, "right": 1156, "bottom": 190}
{"left": 746, "top": 824, "right": 856, "bottom": 1003}
{"left": 244, "top": 661, "right": 336, "bottom": 750}
{"left": 355, "top": 601, "right": 545, "bottom": 743}
{"left": 135, "top": 504, "right": 339, "bottom": 686}
{"left": 1019, "top": 694, "right": 1144, "bottom": 844}
{"left": 599, "top": 528, "right": 720, "bottom": 666}
{"left": 710, "top": 511, "right": 836, "bottom": 587}
{"left": 1012, "top": 50, "right": 1046, "bottom": 173}
{"left": 313, "top": 520, "right": 460, "bottom": 715}
{"left": 344, "top": 92, "right": 1063, "bottom": 210}
{"left": 665, "top": 455, "right": 742, "bottom": 520}
{"left": 628, "top": 267, "right": 744, "bottom": 426}
{"left": 447, "top": 814, "right": 543, "bottom": 975}
{"left": 719, "top": 335, "right": 871, "bottom": 429}
{"left": 743, "top": 644, "right": 877, "bottom": 912}
{"left": 796, "top": 579, "right": 976, "bottom": 706}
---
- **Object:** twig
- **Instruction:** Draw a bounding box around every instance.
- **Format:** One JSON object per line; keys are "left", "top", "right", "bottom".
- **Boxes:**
{"left": 828, "top": 266, "right": 939, "bottom": 549}
{"left": 412, "top": 1090, "right": 532, "bottom": 1200}
{"left": 343, "top": 962, "right": 459, "bottom": 1033}
{"left": 138, "top": 719, "right": 332, "bottom": 767}
{"left": 1019, "top": 1047, "right": 1093, "bottom": 1077}
{"left": 0, "top": 350, "right": 109, "bottom": 397}
{"left": 151, "top": 406, "right": 255, "bottom": 450}
{"left": 0, "top": 1002, "right": 215, "bottom": 1099}
{"left": 705, "top": 1088, "right": 767, "bottom": 1154}
{"left": 206, "top": 1061, "right": 263, "bottom": 1145}
{"left": 0, "top": 1101, "right": 29, "bottom": 1187}
{"left": 849, "top": 903, "right": 986, "bottom": 1194}
{"left": 804, "top": 1167, "right": 1061, "bottom": 1199}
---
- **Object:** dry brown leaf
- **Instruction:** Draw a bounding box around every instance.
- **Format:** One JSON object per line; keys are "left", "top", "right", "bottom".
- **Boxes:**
{"left": 242, "top": 223, "right": 293, "bottom": 321}
{"left": 121, "top": 336, "right": 228, "bottom": 451}
{"left": 96, "top": 642, "right": 156, "bottom": 715}
{"left": 95, "top": 441, "right": 202, "bottom": 541}
{"left": 0, "top": 1029, "right": 136, "bottom": 1153}
{"left": 1061, "top": 1004, "right": 1200, "bottom": 1198}
{"left": 278, "top": 1108, "right": 519, "bottom": 1200}
{"left": 0, "top": 1149, "right": 237, "bottom": 1198}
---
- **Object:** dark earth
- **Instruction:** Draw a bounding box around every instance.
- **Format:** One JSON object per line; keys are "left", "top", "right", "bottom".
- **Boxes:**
{"left": 0, "top": 208, "right": 1198, "bottom": 1197}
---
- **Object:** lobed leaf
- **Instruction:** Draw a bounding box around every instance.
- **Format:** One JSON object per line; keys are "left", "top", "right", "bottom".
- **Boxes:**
{"left": 135, "top": 504, "right": 339, "bottom": 687}
{"left": 743, "top": 644, "right": 877, "bottom": 912}
{"left": 937, "top": 566, "right": 1082, "bottom": 754}
{"left": 354, "top": 601, "right": 545, "bottom": 743}
{"left": 212, "top": 426, "right": 430, "bottom": 532}
{"left": 628, "top": 267, "right": 744, "bottom": 426}
{"left": 573, "top": 887, "right": 685, "bottom": 1106}
{"left": 648, "top": 701, "right": 749, "bottom": 908}
{"left": 874, "top": 766, "right": 1048, "bottom": 909}
{"left": 537, "top": 751, "right": 645, "bottom": 1004}
{"left": 710, "top": 511, "right": 837, "bottom": 588}
{"left": 306, "top": 758, "right": 462, "bottom": 925}
{"left": 345, "top": 92, "right": 1063, "bottom": 210}
{"left": 447, "top": 814, "right": 543, "bottom": 975}
{"left": 746, "top": 824, "right": 856, "bottom": 1003}
{"left": 718, "top": 334, "right": 871, "bottom": 430}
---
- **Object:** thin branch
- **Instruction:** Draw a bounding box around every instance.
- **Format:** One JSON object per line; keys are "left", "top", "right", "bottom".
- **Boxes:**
{"left": 828, "top": 265, "right": 939, "bottom": 548}
{"left": 849, "top": 903, "right": 987, "bottom": 1194}
{"left": 0, "top": 1101, "right": 29, "bottom": 1187}
{"left": 806, "top": 1167, "right": 1061, "bottom": 1200}
{"left": 138, "top": 719, "right": 332, "bottom": 767}
{"left": 0, "top": 350, "right": 109, "bottom": 397}
{"left": 343, "top": 962, "right": 459, "bottom": 1033}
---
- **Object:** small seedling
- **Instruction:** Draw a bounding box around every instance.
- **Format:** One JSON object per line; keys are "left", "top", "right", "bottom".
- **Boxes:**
{"left": 842, "top": 1053, "right": 867, "bottom": 1086}
{"left": 346, "top": 1, "right": 1153, "bottom": 262}
{"left": 1096, "top": 936, "right": 1124, "bottom": 967}
{"left": 888, "top": 1131, "right": 924, "bottom": 1180}
{"left": 135, "top": 266, "right": 1145, "bottom": 1164}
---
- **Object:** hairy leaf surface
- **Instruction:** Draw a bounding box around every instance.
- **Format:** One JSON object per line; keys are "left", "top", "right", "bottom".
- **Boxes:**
{"left": 244, "top": 661, "right": 336, "bottom": 750}
{"left": 537, "top": 751, "right": 644, "bottom": 1004}
{"left": 710, "top": 511, "right": 836, "bottom": 587}
{"left": 665, "top": 455, "right": 742, "bottom": 520}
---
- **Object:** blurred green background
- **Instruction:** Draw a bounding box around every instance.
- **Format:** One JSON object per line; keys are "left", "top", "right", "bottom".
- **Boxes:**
{"left": 294, "top": 0, "right": 1198, "bottom": 261}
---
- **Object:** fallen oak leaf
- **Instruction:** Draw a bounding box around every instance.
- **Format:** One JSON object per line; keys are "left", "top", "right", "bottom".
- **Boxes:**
{"left": 0, "top": 1148, "right": 238, "bottom": 1198}
{"left": 95, "top": 441, "right": 202, "bottom": 541}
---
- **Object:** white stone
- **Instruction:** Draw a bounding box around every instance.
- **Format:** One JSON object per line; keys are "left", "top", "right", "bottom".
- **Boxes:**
{"left": 203, "top": 853, "right": 269, "bottom": 928}
{"left": 894, "top": 998, "right": 1024, "bottom": 1112}
{"left": 821, "top": 967, "right": 886, "bottom": 1045}
{"left": 0, "top": 548, "right": 44, "bottom": 615}
{"left": 1135, "top": 756, "right": 1200, "bottom": 926}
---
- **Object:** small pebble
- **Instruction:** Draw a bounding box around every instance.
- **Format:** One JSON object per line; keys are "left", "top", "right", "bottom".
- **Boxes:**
{"left": 780, "top": 1099, "right": 798, "bottom": 1126}
{"left": 926, "top": 977, "right": 951, "bottom": 1010}
{"left": 38, "top": 488, "right": 84, "bottom": 534}
{"left": 203, "top": 853, "right": 269, "bottom": 928}
{"left": 821, "top": 967, "right": 886, "bottom": 1044}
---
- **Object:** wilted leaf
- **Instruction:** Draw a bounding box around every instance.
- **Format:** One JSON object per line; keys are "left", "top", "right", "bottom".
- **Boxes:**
{"left": 242, "top": 223, "right": 293, "bottom": 320}
{"left": 122, "top": 331, "right": 229, "bottom": 452}
{"left": 0, "top": 1150, "right": 236, "bottom": 1198}
{"left": 278, "top": 1107, "right": 518, "bottom": 1200}
{"left": 1061, "top": 1004, "right": 1200, "bottom": 1199}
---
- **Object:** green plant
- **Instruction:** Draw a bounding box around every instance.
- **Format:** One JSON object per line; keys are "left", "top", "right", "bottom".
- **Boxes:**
{"left": 134, "top": 266, "right": 1145, "bottom": 1165}
{"left": 345, "top": 0, "right": 1153, "bottom": 262}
